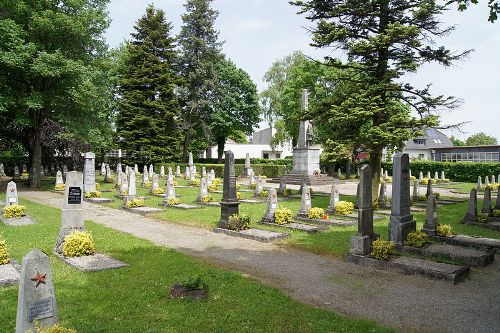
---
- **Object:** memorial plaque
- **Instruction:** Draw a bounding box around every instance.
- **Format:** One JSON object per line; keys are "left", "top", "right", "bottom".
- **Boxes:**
{"left": 68, "top": 187, "right": 82, "bottom": 205}
{"left": 27, "top": 298, "right": 54, "bottom": 322}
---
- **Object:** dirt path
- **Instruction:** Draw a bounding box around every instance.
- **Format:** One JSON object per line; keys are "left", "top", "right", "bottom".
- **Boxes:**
{"left": 17, "top": 189, "right": 500, "bottom": 333}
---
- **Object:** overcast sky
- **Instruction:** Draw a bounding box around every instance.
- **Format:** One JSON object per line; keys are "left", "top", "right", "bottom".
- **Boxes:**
{"left": 105, "top": 0, "right": 500, "bottom": 142}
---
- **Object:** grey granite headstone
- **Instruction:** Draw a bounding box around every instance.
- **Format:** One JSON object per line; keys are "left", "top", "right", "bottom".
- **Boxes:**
{"left": 248, "top": 171, "right": 254, "bottom": 186}
{"left": 441, "top": 171, "right": 445, "bottom": 180}
{"left": 128, "top": 171, "right": 136, "bottom": 197}
{"left": 350, "top": 165, "right": 375, "bottom": 255}
{"left": 196, "top": 177, "right": 208, "bottom": 202}
{"left": 116, "top": 163, "right": 121, "bottom": 175}
{"left": 426, "top": 179, "right": 433, "bottom": 197}
{"left": 142, "top": 168, "right": 149, "bottom": 186}
{"left": 83, "top": 152, "right": 96, "bottom": 193}
{"left": 485, "top": 176, "right": 490, "bottom": 187}
{"left": 175, "top": 165, "right": 181, "bottom": 177}
{"left": 0, "top": 163, "right": 6, "bottom": 176}
{"left": 149, "top": 164, "right": 154, "bottom": 178}
{"left": 419, "top": 171, "right": 423, "bottom": 181}
{"left": 261, "top": 187, "right": 278, "bottom": 223}
{"left": 378, "top": 180, "right": 388, "bottom": 209}
{"left": 100, "top": 163, "right": 106, "bottom": 176}
{"left": 325, "top": 182, "right": 339, "bottom": 215}
{"left": 188, "top": 152, "right": 194, "bottom": 168}
{"left": 160, "top": 165, "right": 165, "bottom": 178}
{"left": 297, "top": 185, "right": 311, "bottom": 217}
{"left": 412, "top": 180, "right": 419, "bottom": 202}
{"left": 55, "top": 171, "right": 64, "bottom": 186}
{"left": 16, "top": 249, "right": 58, "bottom": 333}
{"left": 388, "top": 153, "right": 416, "bottom": 245}
{"left": 5, "top": 181, "right": 19, "bottom": 207}
{"left": 104, "top": 165, "right": 112, "bottom": 182}
{"left": 422, "top": 194, "right": 438, "bottom": 236}
{"left": 54, "top": 171, "right": 84, "bottom": 254}
{"left": 477, "top": 176, "right": 483, "bottom": 191}
{"left": 150, "top": 173, "right": 159, "bottom": 192}
{"left": 277, "top": 175, "right": 286, "bottom": 196}
{"left": 254, "top": 176, "right": 263, "bottom": 197}
{"left": 120, "top": 172, "right": 128, "bottom": 194}
{"left": 482, "top": 187, "right": 492, "bottom": 214}
{"left": 463, "top": 189, "right": 477, "bottom": 222}
{"left": 14, "top": 165, "right": 20, "bottom": 177}
{"left": 165, "top": 178, "right": 176, "bottom": 200}
{"left": 219, "top": 151, "right": 239, "bottom": 229}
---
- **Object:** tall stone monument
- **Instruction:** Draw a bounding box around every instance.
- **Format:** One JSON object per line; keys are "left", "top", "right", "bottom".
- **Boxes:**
{"left": 378, "top": 180, "right": 389, "bottom": 209}
{"left": 388, "top": 153, "right": 416, "bottom": 245}
{"left": 218, "top": 151, "right": 239, "bottom": 229}
{"left": 16, "top": 249, "right": 59, "bottom": 333}
{"left": 83, "top": 152, "right": 96, "bottom": 193}
{"left": 54, "top": 171, "right": 85, "bottom": 254}
{"left": 350, "top": 165, "right": 376, "bottom": 255}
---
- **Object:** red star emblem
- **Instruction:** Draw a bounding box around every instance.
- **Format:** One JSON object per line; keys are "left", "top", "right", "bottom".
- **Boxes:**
{"left": 31, "top": 272, "right": 46, "bottom": 288}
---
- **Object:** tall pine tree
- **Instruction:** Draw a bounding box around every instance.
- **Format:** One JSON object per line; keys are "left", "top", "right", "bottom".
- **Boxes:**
{"left": 177, "top": 0, "right": 223, "bottom": 161}
{"left": 116, "top": 5, "right": 181, "bottom": 164}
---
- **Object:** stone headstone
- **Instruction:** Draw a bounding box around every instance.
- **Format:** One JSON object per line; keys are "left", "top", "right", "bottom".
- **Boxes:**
{"left": 254, "top": 176, "right": 263, "bottom": 197}
{"left": 55, "top": 171, "right": 84, "bottom": 253}
{"left": 419, "top": 171, "right": 423, "bottom": 181}
{"left": 210, "top": 169, "right": 215, "bottom": 180}
{"left": 441, "top": 171, "right": 445, "bottom": 180}
{"left": 202, "top": 166, "right": 206, "bottom": 178}
{"left": 261, "top": 188, "right": 278, "bottom": 223}
{"left": 165, "top": 178, "right": 176, "bottom": 199}
{"left": 175, "top": 165, "right": 181, "bottom": 177}
{"left": 5, "top": 181, "right": 19, "bottom": 207}
{"left": 160, "top": 165, "right": 165, "bottom": 177}
{"left": 422, "top": 194, "right": 438, "bottom": 237}
{"left": 409, "top": 169, "right": 412, "bottom": 179}
{"left": 350, "top": 165, "right": 374, "bottom": 255}
{"left": 244, "top": 153, "right": 253, "bottom": 176}
{"left": 101, "top": 163, "right": 106, "bottom": 176}
{"left": 388, "top": 153, "right": 416, "bottom": 245}
{"left": 482, "top": 187, "right": 492, "bottom": 214}
{"left": 325, "top": 182, "right": 340, "bottom": 215}
{"left": 426, "top": 179, "right": 433, "bottom": 197}
{"left": 299, "top": 175, "right": 306, "bottom": 195}
{"left": 22, "top": 164, "right": 27, "bottom": 173}
{"left": 142, "top": 168, "right": 149, "bottom": 186}
{"left": 378, "top": 180, "right": 388, "bottom": 209}
{"left": 16, "top": 249, "right": 59, "bottom": 333}
{"left": 354, "top": 182, "right": 360, "bottom": 209}
{"left": 464, "top": 189, "right": 477, "bottom": 222}
{"left": 337, "top": 168, "right": 342, "bottom": 178}
{"left": 104, "top": 165, "right": 112, "bottom": 182}
{"left": 248, "top": 171, "right": 254, "bottom": 186}
{"left": 412, "top": 179, "right": 419, "bottom": 202}
{"left": 277, "top": 175, "right": 286, "bottom": 196}
{"left": 185, "top": 166, "right": 190, "bottom": 179}
{"left": 149, "top": 164, "right": 154, "bottom": 178}
{"left": 83, "top": 152, "right": 96, "bottom": 193}
{"left": 167, "top": 167, "right": 173, "bottom": 182}
{"left": 384, "top": 170, "right": 389, "bottom": 180}
{"left": 115, "top": 168, "right": 122, "bottom": 186}
{"left": 219, "top": 151, "right": 239, "bottom": 228}
{"left": 495, "top": 188, "right": 500, "bottom": 210}
{"left": 14, "top": 165, "right": 20, "bottom": 177}
{"left": 189, "top": 167, "right": 196, "bottom": 183}
{"left": 197, "top": 177, "right": 208, "bottom": 201}
{"left": 492, "top": 175, "right": 496, "bottom": 184}
{"left": 193, "top": 165, "right": 197, "bottom": 176}
{"left": 128, "top": 171, "right": 136, "bottom": 197}
{"left": 55, "top": 171, "right": 64, "bottom": 186}
{"left": 151, "top": 173, "right": 159, "bottom": 191}
{"left": 477, "top": 176, "right": 483, "bottom": 191}
{"left": 40, "top": 167, "right": 45, "bottom": 177}
{"left": 188, "top": 152, "right": 194, "bottom": 167}
{"left": 120, "top": 172, "right": 128, "bottom": 194}
{"left": 485, "top": 176, "right": 490, "bottom": 187}
{"left": 297, "top": 185, "right": 311, "bottom": 217}
{"left": 116, "top": 163, "right": 121, "bottom": 175}
{"left": 134, "top": 164, "right": 139, "bottom": 174}
{"left": 0, "top": 163, "right": 6, "bottom": 176}
{"left": 426, "top": 171, "right": 431, "bottom": 180}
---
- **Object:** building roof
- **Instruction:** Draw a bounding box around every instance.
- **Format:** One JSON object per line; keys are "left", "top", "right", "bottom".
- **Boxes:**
{"left": 404, "top": 128, "right": 454, "bottom": 150}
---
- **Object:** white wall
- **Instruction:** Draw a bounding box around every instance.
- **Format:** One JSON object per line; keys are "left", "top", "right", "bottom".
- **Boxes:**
{"left": 403, "top": 148, "right": 432, "bottom": 160}
{"left": 203, "top": 142, "right": 294, "bottom": 160}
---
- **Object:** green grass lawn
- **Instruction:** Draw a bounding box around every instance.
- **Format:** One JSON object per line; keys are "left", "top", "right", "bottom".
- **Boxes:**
{"left": 0, "top": 195, "right": 393, "bottom": 333}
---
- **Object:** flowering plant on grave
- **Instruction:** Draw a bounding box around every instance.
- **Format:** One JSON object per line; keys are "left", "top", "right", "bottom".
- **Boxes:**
{"left": 236, "top": 192, "right": 243, "bottom": 200}
{"left": 410, "top": 176, "right": 416, "bottom": 181}
{"left": 54, "top": 184, "right": 65, "bottom": 191}
{"left": 250, "top": 183, "right": 257, "bottom": 189}
{"left": 166, "top": 197, "right": 180, "bottom": 206}
{"left": 436, "top": 224, "right": 453, "bottom": 237}
{"left": 0, "top": 233, "right": 10, "bottom": 265}
{"left": 3, "top": 204, "right": 26, "bottom": 218}
{"left": 227, "top": 213, "right": 251, "bottom": 231}
{"left": 274, "top": 208, "right": 292, "bottom": 225}
{"left": 476, "top": 213, "right": 488, "bottom": 223}
{"left": 125, "top": 198, "right": 145, "bottom": 208}
{"left": 95, "top": 183, "right": 101, "bottom": 191}
{"left": 63, "top": 230, "right": 95, "bottom": 257}
{"left": 26, "top": 323, "right": 77, "bottom": 333}
{"left": 482, "top": 184, "right": 499, "bottom": 191}
{"left": 143, "top": 181, "right": 152, "bottom": 188}
{"left": 437, "top": 178, "right": 451, "bottom": 183}
{"left": 371, "top": 239, "right": 395, "bottom": 261}
{"left": 212, "top": 178, "right": 222, "bottom": 186}
{"left": 152, "top": 187, "right": 165, "bottom": 195}
{"left": 404, "top": 231, "right": 430, "bottom": 248}
{"left": 236, "top": 184, "right": 241, "bottom": 190}
{"left": 259, "top": 190, "right": 269, "bottom": 198}
{"left": 492, "top": 209, "right": 500, "bottom": 218}
{"left": 84, "top": 191, "right": 101, "bottom": 198}
{"left": 190, "top": 179, "right": 200, "bottom": 186}
{"left": 202, "top": 194, "right": 214, "bottom": 203}
{"left": 208, "top": 184, "right": 218, "bottom": 192}
{"left": 282, "top": 189, "right": 292, "bottom": 197}
{"left": 21, "top": 172, "right": 29, "bottom": 179}
{"left": 335, "top": 201, "right": 354, "bottom": 215}
{"left": 308, "top": 207, "right": 325, "bottom": 220}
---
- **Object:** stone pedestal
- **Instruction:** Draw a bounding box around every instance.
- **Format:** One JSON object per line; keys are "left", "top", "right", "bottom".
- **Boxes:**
{"left": 389, "top": 216, "right": 416, "bottom": 245}
{"left": 350, "top": 235, "right": 373, "bottom": 255}
{"left": 292, "top": 147, "right": 320, "bottom": 174}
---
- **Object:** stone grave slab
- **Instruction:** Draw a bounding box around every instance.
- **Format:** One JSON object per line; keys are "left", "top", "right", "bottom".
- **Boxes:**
{"left": 153, "top": 193, "right": 166, "bottom": 197}
{"left": 159, "top": 203, "right": 202, "bottom": 209}
{"left": 122, "top": 206, "right": 162, "bottom": 215}
{"left": 54, "top": 252, "right": 127, "bottom": 272}
{"left": 433, "top": 235, "right": 500, "bottom": 252}
{"left": 348, "top": 254, "right": 469, "bottom": 284}
{"left": 261, "top": 221, "right": 321, "bottom": 233}
{"left": 200, "top": 201, "right": 220, "bottom": 207}
{"left": 214, "top": 227, "right": 289, "bottom": 242}
{"left": 1, "top": 215, "right": 36, "bottom": 226}
{"left": 238, "top": 189, "right": 254, "bottom": 193}
{"left": 463, "top": 220, "right": 500, "bottom": 232}
{"left": 50, "top": 190, "right": 64, "bottom": 195}
{"left": 422, "top": 244, "right": 494, "bottom": 267}
{"left": 239, "top": 199, "right": 264, "bottom": 204}
{"left": 84, "top": 197, "right": 113, "bottom": 204}
{"left": 0, "top": 262, "right": 20, "bottom": 286}
{"left": 294, "top": 215, "right": 356, "bottom": 227}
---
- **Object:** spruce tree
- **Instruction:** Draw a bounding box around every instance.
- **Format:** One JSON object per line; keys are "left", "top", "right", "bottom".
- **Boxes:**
{"left": 116, "top": 5, "right": 182, "bottom": 164}
{"left": 177, "top": 0, "right": 223, "bottom": 161}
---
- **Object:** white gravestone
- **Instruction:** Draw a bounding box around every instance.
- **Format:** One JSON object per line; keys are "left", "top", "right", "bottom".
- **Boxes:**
{"left": 83, "top": 152, "right": 96, "bottom": 193}
{"left": 101, "top": 163, "right": 106, "bottom": 176}
{"left": 298, "top": 186, "right": 312, "bottom": 216}
{"left": 55, "top": 171, "right": 64, "bottom": 186}
{"left": 149, "top": 164, "right": 153, "bottom": 178}
{"left": 165, "top": 178, "right": 176, "bottom": 199}
{"left": 197, "top": 177, "right": 208, "bottom": 201}
{"left": 5, "top": 181, "right": 19, "bottom": 207}
{"left": 175, "top": 165, "right": 181, "bottom": 177}
{"left": 128, "top": 171, "right": 136, "bottom": 197}
{"left": 160, "top": 165, "right": 165, "bottom": 177}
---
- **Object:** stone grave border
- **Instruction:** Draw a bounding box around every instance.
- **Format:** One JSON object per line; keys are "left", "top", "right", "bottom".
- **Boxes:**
{"left": 214, "top": 227, "right": 290, "bottom": 243}
{"left": 395, "top": 244, "right": 495, "bottom": 267}
{"left": 0, "top": 260, "right": 20, "bottom": 286}
{"left": 54, "top": 252, "right": 128, "bottom": 272}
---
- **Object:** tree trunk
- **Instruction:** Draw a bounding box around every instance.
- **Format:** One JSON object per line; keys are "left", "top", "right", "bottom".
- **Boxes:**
{"left": 369, "top": 146, "right": 383, "bottom": 203}
{"left": 183, "top": 129, "right": 191, "bottom": 163}
{"left": 29, "top": 125, "right": 42, "bottom": 189}
{"left": 216, "top": 139, "right": 225, "bottom": 164}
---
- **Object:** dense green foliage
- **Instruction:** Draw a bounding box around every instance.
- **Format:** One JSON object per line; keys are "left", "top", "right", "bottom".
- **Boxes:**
{"left": 290, "top": 0, "right": 467, "bottom": 200}
{"left": 0, "top": 0, "right": 112, "bottom": 187}
{"left": 465, "top": 132, "right": 498, "bottom": 146}
{"left": 450, "top": 135, "right": 465, "bottom": 146}
{"left": 115, "top": 5, "right": 182, "bottom": 164}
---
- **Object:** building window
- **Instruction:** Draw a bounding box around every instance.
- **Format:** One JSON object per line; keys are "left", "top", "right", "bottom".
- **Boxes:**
{"left": 276, "top": 153, "right": 281, "bottom": 159}
{"left": 441, "top": 152, "right": 499, "bottom": 162}
{"left": 263, "top": 153, "right": 269, "bottom": 159}
{"left": 413, "top": 139, "right": 426, "bottom": 145}
{"left": 418, "top": 154, "right": 425, "bottom": 159}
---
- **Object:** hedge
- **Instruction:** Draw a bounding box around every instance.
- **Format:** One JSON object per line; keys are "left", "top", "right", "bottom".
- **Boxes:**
{"left": 195, "top": 158, "right": 293, "bottom": 168}
{"left": 381, "top": 161, "right": 500, "bottom": 183}
{"left": 159, "top": 163, "right": 286, "bottom": 179}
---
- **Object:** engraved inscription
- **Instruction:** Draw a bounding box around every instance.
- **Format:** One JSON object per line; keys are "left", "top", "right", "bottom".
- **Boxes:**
{"left": 68, "top": 187, "right": 82, "bottom": 204}
{"left": 27, "top": 298, "right": 53, "bottom": 322}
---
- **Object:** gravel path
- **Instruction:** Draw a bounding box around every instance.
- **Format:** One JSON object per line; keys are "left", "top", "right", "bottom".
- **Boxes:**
{"left": 17, "top": 188, "right": 500, "bottom": 333}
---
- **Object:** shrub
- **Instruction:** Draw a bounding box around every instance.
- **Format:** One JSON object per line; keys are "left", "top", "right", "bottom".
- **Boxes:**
{"left": 202, "top": 194, "right": 214, "bottom": 203}
{"left": 236, "top": 184, "right": 241, "bottom": 190}
{"left": 84, "top": 191, "right": 101, "bottom": 198}
{"left": 250, "top": 183, "right": 257, "bottom": 189}
{"left": 436, "top": 224, "right": 453, "bottom": 237}
{"left": 274, "top": 208, "right": 292, "bottom": 225}
{"left": 54, "top": 184, "right": 65, "bottom": 191}
{"left": 420, "top": 178, "right": 437, "bottom": 185}
{"left": 492, "top": 209, "right": 500, "bottom": 218}
{"left": 63, "top": 230, "right": 95, "bottom": 257}
{"left": 259, "top": 190, "right": 269, "bottom": 198}
{"left": 371, "top": 239, "right": 395, "bottom": 261}
{"left": 95, "top": 183, "right": 101, "bottom": 191}
{"left": 208, "top": 184, "right": 218, "bottom": 192}
{"left": 126, "top": 198, "right": 145, "bottom": 208}
{"left": 27, "top": 324, "right": 77, "bottom": 333}
{"left": 190, "top": 179, "right": 200, "bottom": 186}
{"left": 410, "top": 176, "right": 416, "bottom": 181}
{"left": 3, "top": 204, "right": 26, "bottom": 218}
{"left": 482, "top": 184, "right": 499, "bottom": 191}
{"left": 0, "top": 233, "right": 10, "bottom": 265}
{"left": 227, "top": 213, "right": 251, "bottom": 231}
{"left": 437, "top": 178, "right": 450, "bottom": 183}
{"left": 335, "top": 201, "right": 354, "bottom": 215}
{"left": 177, "top": 274, "right": 205, "bottom": 289}
{"left": 404, "top": 231, "right": 430, "bottom": 248}
{"left": 308, "top": 207, "right": 325, "bottom": 219}
{"left": 339, "top": 175, "right": 346, "bottom": 180}
{"left": 173, "top": 181, "right": 179, "bottom": 186}
{"left": 166, "top": 197, "right": 180, "bottom": 206}
{"left": 184, "top": 175, "right": 190, "bottom": 180}
{"left": 143, "top": 181, "right": 152, "bottom": 188}
{"left": 477, "top": 213, "right": 489, "bottom": 223}
{"left": 418, "top": 195, "right": 427, "bottom": 201}
{"left": 212, "top": 178, "right": 222, "bottom": 186}
{"left": 104, "top": 177, "right": 114, "bottom": 183}
{"left": 282, "top": 189, "right": 292, "bottom": 197}
{"left": 236, "top": 192, "right": 243, "bottom": 200}
{"left": 120, "top": 190, "right": 128, "bottom": 196}
{"left": 152, "top": 188, "right": 165, "bottom": 195}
